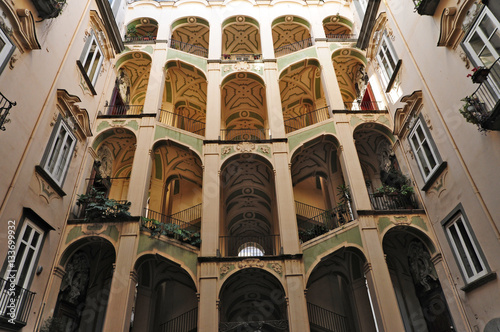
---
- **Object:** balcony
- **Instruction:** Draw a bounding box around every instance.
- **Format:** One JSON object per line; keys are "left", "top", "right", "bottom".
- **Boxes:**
{"left": 104, "top": 104, "right": 143, "bottom": 116}
{"left": 219, "top": 235, "right": 281, "bottom": 257}
{"left": 343, "top": 101, "right": 386, "bottom": 112}
{"left": 0, "top": 91, "right": 16, "bottom": 131}
{"left": 159, "top": 307, "right": 198, "bottom": 332}
{"left": 219, "top": 320, "right": 288, "bottom": 331}
{"left": 158, "top": 109, "right": 205, "bottom": 136}
{"left": 284, "top": 106, "right": 330, "bottom": 134}
{"left": 296, "top": 201, "right": 353, "bottom": 242}
{"left": 124, "top": 35, "right": 156, "bottom": 43}
{"left": 307, "top": 302, "right": 351, "bottom": 332}
{"left": 369, "top": 193, "right": 419, "bottom": 211}
{"left": 462, "top": 58, "right": 500, "bottom": 131}
{"left": 413, "top": 0, "right": 440, "bottom": 16}
{"left": 325, "top": 33, "right": 357, "bottom": 41}
{"left": 221, "top": 53, "right": 262, "bottom": 62}
{"left": 220, "top": 128, "right": 269, "bottom": 141}
{"left": 274, "top": 37, "right": 313, "bottom": 57}
{"left": 0, "top": 278, "right": 35, "bottom": 328}
{"left": 170, "top": 39, "right": 208, "bottom": 58}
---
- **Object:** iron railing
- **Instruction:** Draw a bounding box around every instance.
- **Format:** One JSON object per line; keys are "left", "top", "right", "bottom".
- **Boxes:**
{"left": 168, "top": 203, "right": 202, "bottom": 224}
{"left": 307, "top": 302, "right": 350, "bottom": 332}
{"left": 467, "top": 57, "right": 500, "bottom": 130}
{"left": 221, "top": 53, "right": 262, "bottom": 61}
{"left": 124, "top": 35, "right": 157, "bottom": 42}
{"left": 0, "top": 91, "right": 16, "bottom": 131}
{"left": 219, "top": 320, "right": 289, "bottom": 331}
{"left": 325, "top": 33, "right": 357, "bottom": 40}
{"left": 105, "top": 104, "right": 143, "bottom": 116}
{"left": 159, "top": 307, "right": 198, "bottom": 332}
{"left": 283, "top": 106, "right": 330, "bottom": 133}
{"left": 295, "top": 201, "right": 329, "bottom": 220}
{"left": 143, "top": 208, "right": 200, "bottom": 231}
{"left": 220, "top": 128, "right": 268, "bottom": 141}
{"left": 343, "top": 101, "right": 386, "bottom": 111}
{"left": 219, "top": 235, "right": 280, "bottom": 257}
{"left": 170, "top": 39, "right": 208, "bottom": 58}
{"left": 274, "top": 37, "right": 313, "bottom": 57}
{"left": 298, "top": 204, "right": 353, "bottom": 242}
{"left": 369, "top": 193, "right": 419, "bottom": 211}
{"left": 158, "top": 109, "right": 206, "bottom": 135}
{"left": 0, "top": 278, "right": 35, "bottom": 326}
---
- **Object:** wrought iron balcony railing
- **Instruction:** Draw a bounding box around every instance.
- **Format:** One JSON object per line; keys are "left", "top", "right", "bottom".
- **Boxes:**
{"left": 0, "top": 278, "right": 35, "bottom": 326}
{"left": 158, "top": 109, "right": 205, "bottom": 136}
{"left": 159, "top": 307, "right": 198, "bottom": 332}
{"left": 295, "top": 201, "right": 329, "bottom": 220}
{"left": 124, "top": 35, "right": 157, "bottom": 43}
{"left": 221, "top": 53, "right": 262, "bottom": 61}
{"left": 220, "top": 128, "right": 268, "bottom": 141}
{"left": 274, "top": 37, "right": 313, "bottom": 57}
{"left": 297, "top": 203, "right": 353, "bottom": 242}
{"left": 220, "top": 320, "right": 288, "bottom": 331}
{"left": 284, "top": 106, "right": 330, "bottom": 133}
{"left": 219, "top": 234, "right": 281, "bottom": 257}
{"left": 307, "top": 302, "right": 351, "bottom": 332}
{"left": 143, "top": 208, "right": 200, "bottom": 231}
{"left": 104, "top": 104, "right": 143, "bottom": 116}
{"left": 325, "top": 33, "right": 357, "bottom": 40}
{"left": 465, "top": 57, "right": 500, "bottom": 131}
{"left": 343, "top": 101, "right": 386, "bottom": 111}
{"left": 369, "top": 192, "right": 419, "bottom": 211}
{"left": 0, "top": 91, "right": 16, "bottom": 131}
{"left": 170, "top": 39, "right": 208, "bottom": 58}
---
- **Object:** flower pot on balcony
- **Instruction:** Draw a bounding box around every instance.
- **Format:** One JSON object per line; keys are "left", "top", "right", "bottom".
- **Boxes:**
{"left": 415, "top": 0, "right": 440, "bottom": 16}
{"left": 471, "top": 67, "right": 490, "bottom": 84}
{"left": 31, "top": 0, "right": 65, "bottom": 19}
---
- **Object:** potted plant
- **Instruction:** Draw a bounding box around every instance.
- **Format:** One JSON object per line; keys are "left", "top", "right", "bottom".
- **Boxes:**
{"left": 32, "top": 0, "right": 66, "bottom": 19}
{"left": 467, "top": 66, "right": 490, "bottom": 84}
{"left": 413, "top": 0, "right": 440, "bottom": 16}
{"left": 459, "top": 96, "right": 489, "bottom": 131}
{"left": 76, "top": 188, "right": 131, "bottom": 222}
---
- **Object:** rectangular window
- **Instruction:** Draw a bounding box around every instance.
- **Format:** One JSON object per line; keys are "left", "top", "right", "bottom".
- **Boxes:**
{"left": 409, "top": 119, "right": 439, "bottom": 181}
{"left": 42, "top": 117, "right": 77, "bottom": 187}
{"left": 0, "top": 27, "right": 15, "bottom": 75}
{"left": 463, "top": 7, "right": 500, "bottom": 67}
{"left": 445, "top": 213, "right": 487, "bottom": 283}
{"left": 376, "top": 33, "right": 398, "bottom": 86}
{"left": 81, "top": 34, "right": 103, "bottom": 86}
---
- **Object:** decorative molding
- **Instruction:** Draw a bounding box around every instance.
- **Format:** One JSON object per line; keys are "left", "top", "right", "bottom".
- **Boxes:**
{"left": 270, "top": 262, "right": 283, "bottom": 275}
{"left": 219, "top": 264, "right": 233, "bottom": 278}
{"left": 57, "top": 89, "right": 92, "bottom": 140}
{"left": 437, "top": 1, "right": 481, "bottom": 49}
{"left": 408, "top": 241, "right": 437, "bottom": 291}
{"left": 237, "top": 258, "right": 265, "bottom": 269}
{"left": 35, "top": 171, "right": 62, "bottom": 203}
{"left": 427, "top": 167, "right": 448, "bottom": 197}
{"left": 221, "top": 146, "right": 232, "bottom": 155}
{"left": 366, "top": 12, "right": 387, "bottom": 61}
{"left": 394, "top": 90, "right": 423, "bottom": 137}
{"left": 0, "top": 1, "right": 41, "bottom": 53}
{"left": 236, "top": 142, "right": 256, "bottom": 153}
{"left": 260, "top": 145, "right": 270, "bottom": 154}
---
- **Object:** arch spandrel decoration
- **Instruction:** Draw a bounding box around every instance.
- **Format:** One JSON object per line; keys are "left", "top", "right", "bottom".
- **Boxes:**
{"left": 219, "top": 258, "right": 285, "bottom": 280}
{"left": 377, "top": 216, "right": 432, "bottom": 248}
{"left": 220, "top": 142, "right": 272, "bottom": 161}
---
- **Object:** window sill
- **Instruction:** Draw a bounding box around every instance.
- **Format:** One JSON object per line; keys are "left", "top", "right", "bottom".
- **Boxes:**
{"left": 385, "top": 59, "right": 402, "bottom": 93}
{"left": 35, "top": 165, "right": 66, "bottom": 197}
{"left": 76, "top": 60, "right": 97, "bottom": 96}
{"left": 461, "top": 271, "right": 497, "bottom": 293}
{"left": 422, "top": 161, "right": 447, "bottom": 191}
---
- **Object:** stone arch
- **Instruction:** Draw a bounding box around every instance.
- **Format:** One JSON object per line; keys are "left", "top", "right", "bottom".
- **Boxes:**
{"left": 272, "top": 15, "right": 312, "bottom": 56}
{"left": 222, "top": 15, "right": 261, "bottom": 56}
{"left": 170, "top": 16, "right": 210, "bottom": 56}
{"left": 114, "top": 51, "right": 153, "bottom": 108}
{"left": 322, "top": 15, "right": 354, "bottom": 37}
{"left": 125, "top": 17, "right": 159, "bottom": 40}
{"left": 331, "top": 47, "right": 369, "bottom": 105}
{"left": 382, "top": 224, "right": 437, "bottom": 256}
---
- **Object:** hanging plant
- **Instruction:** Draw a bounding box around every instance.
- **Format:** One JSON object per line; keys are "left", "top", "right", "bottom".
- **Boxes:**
{"left": 459, "top": 96, "right": 489, "bottom": 132}
{"left": 32, "top": 0, "right": 66, "bottom": 19}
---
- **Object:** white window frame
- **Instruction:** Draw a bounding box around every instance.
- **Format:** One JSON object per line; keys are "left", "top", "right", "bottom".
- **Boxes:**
{"left": 463, "top": 6, "right": 500, "bottom": 68}
{"left": 0, "top": 27, "right": 15, "bottom": 75}
{"left": 376, "top": 32, "right": 398, "bottom": 86}
{"left": 409, "top": 119, "right": 440, "bottom": 182}
{"left": 81, "top": 33, "right": 104, "bottom": 86}
{"left": 445, "top": 213, "right": 487, "bottom": 284}
{"left": 42, "top": 117, "right": 77, "bottom": 187}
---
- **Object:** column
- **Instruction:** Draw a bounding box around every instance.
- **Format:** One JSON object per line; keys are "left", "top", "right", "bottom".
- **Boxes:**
{"left": 126, "top": 116, "right": 155, "bottom": 216}
{"left": 284, "top": 260, "right": 310, "bottom": 331}
{"left": 258, "top": 11, "right": 275, "bottom": 59}
{"left": 316, "top": 40, "right": 345, "bottom": 112}
{"left": 335, "top": 113, "right": 372, "bottom": 210}
{"left": 205, "top": 62, "right": 222, "bottom": 140}
{"left": 102, "top": 222, "right": 139, "bottom": 332}
{"left": 273, "top": 142, "right": 300, "bottom": 254}
{"left": 360, "top": 215, "right": 405, "bottom": 332}
{"left": 143, "top": 44, "right": 167, "bottom": 114}
{"left": 198, "top": 262, "right": 219, "bottom": 332}
{"left": 264, "top": 60, "right": 286, "bottom": 139}
{"left": 208, "top": 16, "right": 222, "bottom": 60}
{"left": 41, "top": 266, "right": 65, "bottom": 319}
{"left": 200, "top": 144, "right": 220, "bottom": 257}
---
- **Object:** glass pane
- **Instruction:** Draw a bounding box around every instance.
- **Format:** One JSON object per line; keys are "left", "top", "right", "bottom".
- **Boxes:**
{"left": 13, "top": 243, "right": 26, "bottom": 272}
{"left": 480, "top": 15, "right": 496, "bottom": 39}
{"left": 411, "top": 133, "right": 420, "bottom": 150}
{"left": 83, "top": 41, "right": 97, "bottom": 72}
{"left": 490, "top": 31, "right": 500, "bottom": 58}
{"left": 54, "top": 137, "right": 72, "bottom": 181}
{"left": 416, "top": 149, "right": 429, "bottom": 176}
{"left": 457, "top": 219, "right": 484, "bottom": 274}
{"left": 17, "top": 248, "right": 35, "bottom": 287}
{"left": 47, "top": 128, "right": 65, "bottom": 174}
{"left": 469, "top": 32, "right": 485, "bottom": 56}
{"left": 422, "top": 141, "right": 437, "bottom": 170}
{"left": 0, "top": 38, "right": 5, "bottom": 52}
{"left": 449, "top": 225, "right": 473, "bottom": 278}
{"left": 31, "top": 231, "right": 41, "bottom": 247}
{"left": 416, "top": 126, "right": 426, "bottom": 142}
{"left": 22, "top": 226, "right": 32, "bottom": 242}
{"left": 88, "top": 50, "right": 102, "bottom": 83}
{"left": 479, "top": 47, "right": 495, "bottom": 67}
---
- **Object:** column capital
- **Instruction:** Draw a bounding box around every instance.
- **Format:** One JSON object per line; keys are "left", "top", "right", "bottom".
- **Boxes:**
{"left": 53, "top": 266, "right": 66, "bottom": 279}
{"left": 431, "top": 252, "right": 443, "bottom": 265}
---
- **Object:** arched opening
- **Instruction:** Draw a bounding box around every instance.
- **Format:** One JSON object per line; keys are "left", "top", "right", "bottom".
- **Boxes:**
{"left": 272, "top": 16, "right": 312, "bottom": 57}
{"left": 221, "top": 73, "right": 268, "bottom": 141}
{"left": 278, "top": 59, "right": 327, "bottom": 133}
{"left": 125, "top": 18, "right": 158, "bottom": 42}
{"left": 306, "top": 249, "right": 376, "bottom": 332}
{"left": 383, "top": 228, "right": 454, "bottom": 331}
{"left": 222, "top": 16, "right": 262, "bottom": 61}
{"left": 132, "top": 255, "right": 198, "bottom": 332}
{"left": 290, "top": 135, "right": 353, "bottom": 242}
{"left": 353, "top": 123, "right": 418, "bottom": 210}
{"left": 161, "top": 61, "right": 207, "bottom": 136}
{"left": 170, "top": 16, "right": 209, "bottom": 58}
{"left": 53, "top": 238, "right": 116, "bottom": 332}
{"left": 219, "top": 154, "right": 279, "bottom": 257}
{"left": 322, "top": 15, "right": 354, "bottom": 39}
{"left": 219, "top": 268, "right": 288, "bottom": 331}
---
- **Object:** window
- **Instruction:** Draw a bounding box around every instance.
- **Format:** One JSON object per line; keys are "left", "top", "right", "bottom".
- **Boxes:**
{"left": 80, "top": 32, "right": 103, "bottom": 86}
{"left": 41, "top": 116, "right": 77, "bottom": 187}
{"left": 376, "top": 32, "right": 399, "bottom": 86}
{"left": 444, "top": 212, "right": 488, "bottom": 284}
{"left": 0, "top": 27, "right": 15, "bottom": 75}
{"left": 409, "top": 118, "right": 439, "bottom": 181}
{"left": 463, "top": 7, "right": 500, "bottom": 68}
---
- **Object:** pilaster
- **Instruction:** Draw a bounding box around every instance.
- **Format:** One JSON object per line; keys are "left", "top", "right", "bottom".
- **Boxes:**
{"left": 205, "top": 62, "right": 222, "bottom": 140}
{"left": 143, "top": 43, "right": 167, "bottom": 113}
{"left": 264, "top": 60, "right": 286, "bottom": 139}
{"left": 201, "top": 144, "right": 220, "bottom": 256}
{"left": 316, "top": 40, "right": 345, "bottom": 112}
{"left": 284, "top": 259, "right": 310, "bottom": 332}
{"left": 198, "top": 262, "right": 219, "bottom": 332}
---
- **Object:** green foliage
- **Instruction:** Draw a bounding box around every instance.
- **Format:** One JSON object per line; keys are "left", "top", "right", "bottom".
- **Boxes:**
{"left": 336, "top": 184, "right": 351, "bottom": 204}
{"left": 459, "top": 96, "right": 489, "bottom": 132}
{"left": 298, "top": 224, "right": 329, "bottom": 243}
{"left": 379, "top": 165, "right": 415, "bottom": 196}
{"left": 141, "top": 217, "right": 201, "bottom": 247}
{"left": 77, "top": 188, "right": 131, "bottom": 222}
{"left": 40, "top": 317, "right": 64, "bottom": 332}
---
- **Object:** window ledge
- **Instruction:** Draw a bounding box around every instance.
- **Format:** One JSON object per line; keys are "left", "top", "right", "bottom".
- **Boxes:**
{"left": 422, "top": 161, "right": 448, "bottom": 191}
{"left": 461, "top": 271, "right": 497, "bottom": 293}
{"left": 35, "top": 165, "right": 66, "bottom": 197}
{"left": 76, "top": 60, "right": 97, "bottom": 96}
{"left": 385, "top": 59, "right": 403, "bottom": 93}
